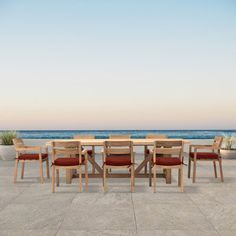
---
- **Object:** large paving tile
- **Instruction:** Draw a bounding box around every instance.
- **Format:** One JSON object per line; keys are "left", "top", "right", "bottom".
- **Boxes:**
{"left": 0, "top": 203, "right": 68, "bottom": 230}
{"left": 0, "top": 186, "right": 28, "bottom": 211}
{"left": 138, "top": 230, "right": 219, "bottom": 236}
{"left": 56, "top": 230, "right": 137, "bottom": 236}
{"left": 56, "top": 230, "right": 86, "bottom": 236}
{"left": 0, "top": 230, "right": 57, "bottom": 236}
{"left": 134, "top": 203, "right": 214, "bottom": 230}
{"left": 132, "top": 192, "right": 192, "bottom": 205}
{"left": 198, "top": 203, "right": 236, "bottom": 231}
{"left": 86, "top": 230, "right": 137, "bottom": 236}
{"left": 72, "top": 193, "right": 132, "bottom": 208}
{"left": 218, "top": 231, "right": 236, "bottom": 236}
{"left": 186, "top": 185, "right": 236, "bottom": 205}
{"left": 60, "top": 204, "right": 136, "bottom": 230}
{"left": 12, "top": 183, "right": 77, "bottom": 205}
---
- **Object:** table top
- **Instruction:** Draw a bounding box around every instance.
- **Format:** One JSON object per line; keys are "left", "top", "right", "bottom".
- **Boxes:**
{"left": 46, "top": 138, "right": 190, "bottom": 146}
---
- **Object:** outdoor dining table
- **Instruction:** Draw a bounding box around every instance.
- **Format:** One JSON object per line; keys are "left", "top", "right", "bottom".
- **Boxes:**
{"left": 47, "top": 138, "right": 190, "bottom": 185}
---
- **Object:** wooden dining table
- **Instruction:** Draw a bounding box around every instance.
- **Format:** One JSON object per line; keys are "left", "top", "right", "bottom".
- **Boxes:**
{"left": 47, "top": 138, "right": 190, "bottom": 185}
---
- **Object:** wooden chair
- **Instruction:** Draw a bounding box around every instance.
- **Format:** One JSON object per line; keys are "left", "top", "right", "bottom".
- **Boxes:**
{"left": 13, "top": 138, "right": 50, "bottom": 183}
{"left": 109, "top": 134, "right": 131, "bottom": 139}
{"left": 145, "top": 134, "right": 168, "bottom": 174}
{"left": 150, "top": 140, "right": 184, "bottom": 192}
{"left": 74, "top": 135, "right": 96, "bottom": 174}
{"left": 51, "top": 141, "right": 88, "bottom": 193}
{"left": 108, "top": 135, "right": 131, "bottom": 173}
{"left": 188, "top": 136, "right": 224, "bottom": 183}
{"left": 103, "top": 140, "right": 135, "bottom": 192}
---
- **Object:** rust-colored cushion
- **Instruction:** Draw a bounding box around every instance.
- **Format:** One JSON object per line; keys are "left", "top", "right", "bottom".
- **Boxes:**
{"left": 18, "top": 153, "right": 48, "bottom": 160}
{"left": 53, "top": 157, "right": 85, "bottom": 166}
{"left": 153, "top": 157, "right": 182, "bottom": 166}
{"left": 105, "top": 155, "right": 132, "bottom": 166}
{"left": 190, "top": 152, "right": 219, "bottom": 160}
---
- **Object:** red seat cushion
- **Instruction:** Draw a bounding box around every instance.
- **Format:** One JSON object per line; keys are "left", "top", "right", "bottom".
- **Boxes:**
{"left": 105, "top": 155, "right": 132, "bottom": 166}
{"left": 190, "top": 152, "right": 219, "bottom": 160}
{"left": 153, "top": 157, "right": 182, "bottom": 166}
{"left": 53, "top": 157, "right": 85, "bottom": 166}
{"left": 18, "top": 153, "right": 48, "bottom": 160}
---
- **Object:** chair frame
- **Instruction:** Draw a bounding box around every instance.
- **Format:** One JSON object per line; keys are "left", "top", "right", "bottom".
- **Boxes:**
{"left": 109, "top": 134, "right": 131, "bottom": 139}
{"left": 13, "top": 138, "right": 50, "bottom": 184}
{"left": 145, "top": 134, "right": 168, "bottom": 175}
{"left": 74, "top": 135, "right": 96, "bottom": 174}
{"left": 102, "top": 140, "right": 135, "bottom": 192}
{"left": 188, "top": 136, "right": 224, "bottom": 183}
{"left": 51, "top": 141, "right": 88, "bottom": 193}
{"left": 150, "top": 140, "right": 184, "bottom": 192}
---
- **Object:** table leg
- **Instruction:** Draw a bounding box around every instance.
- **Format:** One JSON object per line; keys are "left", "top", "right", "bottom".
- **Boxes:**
{"left": 165, "top": 169, "right": 172, "bottom": 184}
{"left": 66, "top": 169, "right": 72, "bottom": 184}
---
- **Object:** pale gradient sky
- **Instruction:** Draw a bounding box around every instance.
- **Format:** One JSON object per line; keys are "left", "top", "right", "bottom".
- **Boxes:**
{"left": 0, "top": 0, "right": 236, "bottom": 130}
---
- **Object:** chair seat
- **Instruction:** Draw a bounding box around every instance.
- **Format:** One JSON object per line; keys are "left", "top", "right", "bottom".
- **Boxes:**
{"left": 18, "top": 153, "right": 48, "bottom": 160}
{"left": 105, "top": 155, "right": 132, "bottom": 166}
{"left": 190, "top": 152, "right": 219, "bottom": 160}
{"left": 153, "top": 157, "right": 182, "bottom": 166}
{"left": 53, "top": 157, "right": 85, "bottom": 166}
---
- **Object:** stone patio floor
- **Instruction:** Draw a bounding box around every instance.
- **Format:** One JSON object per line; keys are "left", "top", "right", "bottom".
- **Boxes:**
{"left": 0, "top": 153, "right": 236, "bottom": 236}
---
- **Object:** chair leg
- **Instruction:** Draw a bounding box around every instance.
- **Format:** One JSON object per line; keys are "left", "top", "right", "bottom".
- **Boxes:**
{"left": 13, "top": 159, "right": 19, "bottom": 183}
{"left": 103, "top": 167, "right": 107, "bottom": 192}
{"left": 149, "top": 157, "right": 152, "bottom": 187}
{"left": 92, "top": 147, "right": 95, "bottom": 174}
{"left": 178, "top": 168, "right": 181, "bottom": 187}
{"left": 52, "top": 166, "right": 55, "bottom": 193}
{"left": 188, "top": 157, "right": 191, "bottom": 178}
{"left": 46, "top": 158, "right": 50, "bottom": 179}
{"left": 131, "top": 166, "right": 135, "bottom": 192}
{"left": 219, "top": 159, "right": 224, "bottom": 182}
{"left": 193, "top": 159, "right": 197, "bottom": 183}
{"left": 213, "top": 161, "right": 217, "bottom": 178}
{"left": 56, "top": 169, "right": 59, "bottom": 187}
{"left": 85, "top": 163, "right": 88, "bottom": 190}
{"left": 21, "top": 161, "right": 25, "bottom": 179}
{"left": 39, "top": 161, "right": 44, "bottom": 184}
{"left": 153, "top": 166, "right": 157, "bottom": 193}
{"left": 79, "top": 168, "right": 82, "bottom": 192}
{"left": 180, "top": 166, "right": 184, "bottom": 192}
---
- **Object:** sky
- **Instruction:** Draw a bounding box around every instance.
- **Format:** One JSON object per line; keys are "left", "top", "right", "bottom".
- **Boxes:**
{"left": 0, "top": 0, "right": 236, "bottom": 130}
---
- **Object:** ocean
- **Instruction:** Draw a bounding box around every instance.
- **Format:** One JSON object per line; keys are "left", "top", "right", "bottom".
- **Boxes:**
{"left": 7, "top": 130, "right": 236, "bottom": 139}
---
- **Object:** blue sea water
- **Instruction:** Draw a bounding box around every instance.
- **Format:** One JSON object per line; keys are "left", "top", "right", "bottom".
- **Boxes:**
{"left": 6, "top": 130, "right": 236, "bottom": 139}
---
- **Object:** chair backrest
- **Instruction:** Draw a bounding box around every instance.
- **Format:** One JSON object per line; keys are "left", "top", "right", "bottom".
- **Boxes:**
{"left": 73, "top": 135, "right": 95, "bottom": 139}
{"left": 109, "top": 134, "right": 131, "bottom": 139}
{"left": 213, "top": 136, "right": 223, "bottom": 149}
{"left": 153, "top": 140, "right": 184, "bottom": 162}
{"left": 13, "top": 138, "right": 24, "bottom": 148}
{"left": 146, "top": 134, "right": 168, "bottom": 139}
{"left": 104, "top": 140, "right": 134, "bottom": 162}
{"left": 52, "top": 141, "right": 83, "bottom": 163}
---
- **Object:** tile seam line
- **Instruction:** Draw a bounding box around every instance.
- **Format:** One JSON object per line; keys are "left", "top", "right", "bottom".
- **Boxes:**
{"left": 185, "top": 188, "right": 221, "bottom": 236}
{"left": 55, "top": 191, "right": 78, "bottom": 236}
{"left": 131, "top": 193, "right": 138, "bottom": 235}
{"left": 0, "top": 182, "right": 34, "bottom": 214}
